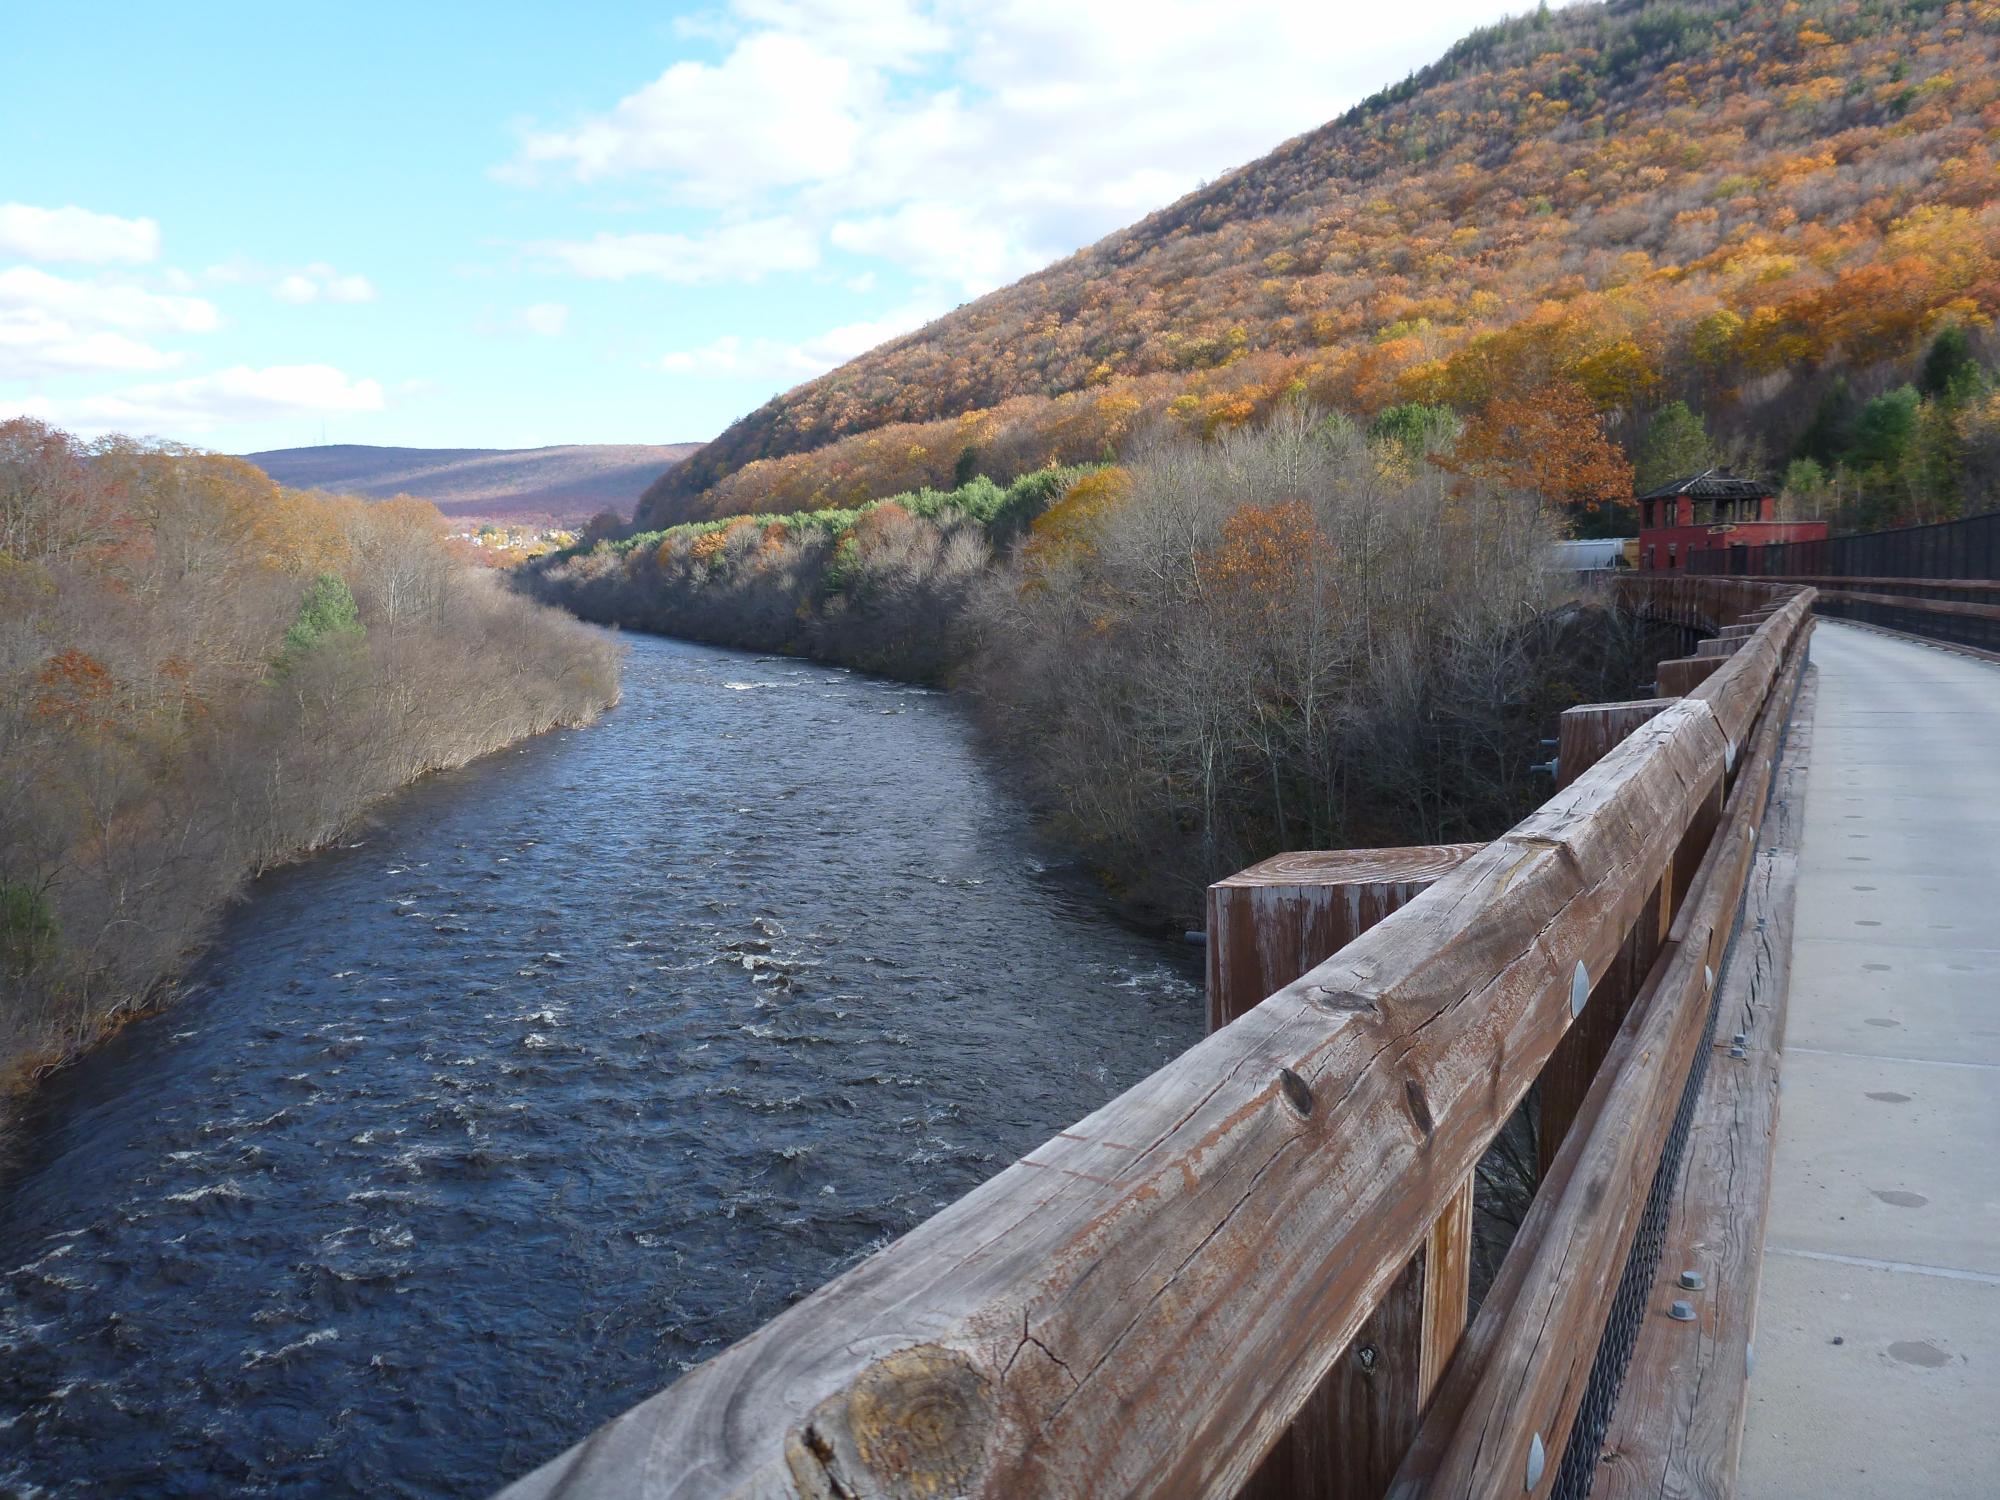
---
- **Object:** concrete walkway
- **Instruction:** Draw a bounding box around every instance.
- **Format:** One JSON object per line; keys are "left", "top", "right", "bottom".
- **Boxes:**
{"left": 1738, "top": 621, "right": 2000, "bottom": 1497}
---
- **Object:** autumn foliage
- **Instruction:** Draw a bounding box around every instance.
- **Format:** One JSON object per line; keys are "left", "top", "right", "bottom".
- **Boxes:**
{"left": 1439, "top": 382, "right": 1636, "bottom": 527}
{"left": 636, "top": 0, "right": 2000, "bottom": 535}
{"left": 0, "top": 419, "right": 619, "bottom": 1093}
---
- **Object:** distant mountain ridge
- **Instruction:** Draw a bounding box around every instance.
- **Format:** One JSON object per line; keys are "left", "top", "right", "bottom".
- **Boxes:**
{"left": 243, "top": 442, "right": 702, "bottom": 523}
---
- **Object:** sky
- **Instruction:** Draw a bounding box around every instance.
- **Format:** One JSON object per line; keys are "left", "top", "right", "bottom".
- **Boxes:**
{"left": 3, "top": 1, "right": 1520, "bottom": 455}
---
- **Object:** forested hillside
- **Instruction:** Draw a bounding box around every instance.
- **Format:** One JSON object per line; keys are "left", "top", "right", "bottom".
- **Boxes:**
{"left": 0, "top": 420, "right": 619, "bottom": 1103}
{"left": 640, "top": 0, "right": 2000, "bottom": 534}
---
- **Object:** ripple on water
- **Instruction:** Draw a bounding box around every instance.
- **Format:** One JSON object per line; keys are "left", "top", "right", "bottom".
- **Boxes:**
{"left": 0, "top": 631, "right": 1201, "bottom": 1498}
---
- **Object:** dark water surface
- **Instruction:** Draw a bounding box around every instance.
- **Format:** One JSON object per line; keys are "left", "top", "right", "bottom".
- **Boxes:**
{"left": 0, "top": 633, "right": 1202, "bottom": 1497}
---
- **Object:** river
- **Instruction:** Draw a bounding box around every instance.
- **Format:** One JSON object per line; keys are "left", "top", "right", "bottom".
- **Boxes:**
{"left": 0, "top": 632, "right": 1203, "bottom": 1497}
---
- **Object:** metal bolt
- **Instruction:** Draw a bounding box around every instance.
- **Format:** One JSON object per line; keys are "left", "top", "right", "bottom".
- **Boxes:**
{"left": 1356, "top": 1344, "right": 1377, "bottom": 1371}
{"left": 1679, "top": 1269, "right": 1705, "bottom": 1290}
{"left": 1525, "top": 1431, "right": 1546, "bottom": 1489}
{"left": 1704, "top": 964, "right": 1714, "bottom": 990}
{"left": 1730, "top": 1043, "right": 1747, "bottom": 1059}
{"left": 1733, "top": 1032, "right": 1747, "bottom": 1047}
{"left": 1570, "top": 960, "right": 1590, "bottom": 1018}
{"left": 1670, "top": 1300, "right": 1697, "bottom": 1322}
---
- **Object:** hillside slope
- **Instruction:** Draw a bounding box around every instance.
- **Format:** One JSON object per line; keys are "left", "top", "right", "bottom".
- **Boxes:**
{"left": 640, "top": 0, "right": 2000, "bottom": 529}
{"left": 247, "top": 442, "right": 700, "bottom": 523}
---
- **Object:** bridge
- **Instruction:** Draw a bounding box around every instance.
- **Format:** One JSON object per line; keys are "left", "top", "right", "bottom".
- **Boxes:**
{"left": 494, "top": 568, "right": 1993, "bottom": 1498}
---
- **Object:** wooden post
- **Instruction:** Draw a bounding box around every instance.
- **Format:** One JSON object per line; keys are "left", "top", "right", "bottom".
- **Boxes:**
{"left": 1206, "top": 846, "right": 1484, "bottom": 1031}
{"left": 1555, "top": 699, "right": 1674, "bottom": 791}
{"left": 1694, "top": 636, "right": 1744, "bottom": 658}
{"left": 1542, "top": 697, "right": 1677, "bottom": 1175}
{"left": 1656, "top": 655, "right": 1723, "bottom": 695}
{"left": 1211, "top": 845, "right": 1482, "bottom": 1500}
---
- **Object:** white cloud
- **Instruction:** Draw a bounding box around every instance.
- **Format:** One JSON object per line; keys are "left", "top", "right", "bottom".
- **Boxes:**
{"left": 0, "top": 266, "right": 219, "bottom": 334}
{"left": 34, "top": 364, "right": 386, "bottom": 435}
{"left": 505, "top": 0, "right": 1513, "bottom": 302}
{"left": 0, "top": 310, "right": 183, "bottom": 377}
{"left": 271, "top": 262, "right": 377, "bottom": 303}
{"left": 507, "top": 33, "right": 865, "bottom": 200}
{"left": 0, "top": 266, "right": 220, "bottom": 378}
{"left": 831, "top": 203, "right": 1041, "bottom": 296}
{"left": 659, "top": 303, "right": 937, "bottom": 382}
{"left": 534, "top": 218, "right": 819, "bottom": 283}
{"left": 518, "top": 302, "right": 569, "bottom": 336}
{"left": 0, "top": 203, "right": 161, "bottom": 264}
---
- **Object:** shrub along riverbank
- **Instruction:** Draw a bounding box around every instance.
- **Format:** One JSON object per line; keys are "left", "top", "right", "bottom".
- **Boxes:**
{"left": 526, "top": 407, "right": 1661, "bottom": 918}
{"left": 0, "top": 420, "right": 620, "bottom": 1111}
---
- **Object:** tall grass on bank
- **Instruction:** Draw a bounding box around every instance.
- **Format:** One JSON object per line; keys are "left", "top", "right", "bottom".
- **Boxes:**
{"left": 0, "top": 421, "right": 620, "bottom": 1096}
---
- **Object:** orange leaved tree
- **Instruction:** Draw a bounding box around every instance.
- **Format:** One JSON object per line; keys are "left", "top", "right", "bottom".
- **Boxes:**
{"left": 1437, "top": 380, "right": 1635, "bottom": 536}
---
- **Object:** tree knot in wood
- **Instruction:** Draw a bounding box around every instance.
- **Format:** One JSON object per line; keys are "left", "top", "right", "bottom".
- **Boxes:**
{"left": 1404, "top": 1078, "right": 1435, "bottom": 1142}
{"left": 784, "top": 1345, "right": 993, "bottom": 1500}
{"left": 1303, "top": 984, "right": 1377, "bottom": 1015}
{"left": 1276, "top": 1066, "right": 1314, "bottom": 1118}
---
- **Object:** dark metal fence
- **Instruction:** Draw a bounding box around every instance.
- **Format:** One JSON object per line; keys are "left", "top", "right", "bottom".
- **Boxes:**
{"left": 1688, "top": 510, "right": 2000, "bottom": 651}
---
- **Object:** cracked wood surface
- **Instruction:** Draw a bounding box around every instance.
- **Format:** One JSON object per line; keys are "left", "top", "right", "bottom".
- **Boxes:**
{"left": 495, "top": 585, "right": 1809, "bottom": 1500}
{"left": 1593, "top": 666, "right": 1814, "bottom": 1500}
{"left": 1388, "top": 602, "right": 1811, "bottom": 1499}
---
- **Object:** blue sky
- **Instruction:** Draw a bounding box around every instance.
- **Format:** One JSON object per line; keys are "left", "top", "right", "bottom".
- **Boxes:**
{"left": 3, "top": 1, "right": 1517, "bottom": 455}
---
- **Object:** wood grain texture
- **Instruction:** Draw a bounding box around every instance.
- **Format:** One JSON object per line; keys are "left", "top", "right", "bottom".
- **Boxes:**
{"left": 1213, "top": 847, "right": 1481, "bottom": 1500}
{"left": 1555, "top": 700, "right": 1673, "bottom": 793}
{"left": 1419, "top": 1174, "right": 1475, "bottom": 1402}
{"left": 1207, "top": 846, "right": 1484, "bottom": 1032}
{"left": 1392, "top": 616, "right": 1810, "bottom": 1500}
{"left": 493, "top": 579, "right": 1810, "bottom": 1500}
{"left": 1594, "top": 666, "right": 1816, "bottom": 1500}
{"left": 1657, "top": 656, "right": 1724, "bottom": 695}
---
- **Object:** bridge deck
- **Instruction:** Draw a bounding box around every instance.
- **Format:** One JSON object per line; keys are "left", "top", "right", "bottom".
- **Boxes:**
{"left": 1738, "top": 621, "right": 2000, "bottom": 1497}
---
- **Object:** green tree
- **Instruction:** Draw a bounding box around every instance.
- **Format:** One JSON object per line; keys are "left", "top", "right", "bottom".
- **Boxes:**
{"left": 1849, "top": 385, "right": 1922, "bottom": 472}
{"left": 1918, "top": 322, "right": 1981, "bottom": 408}
{"left": 1797, "top": 377, "right": 1857, "bottom": 467}
{"left": 0, "top": 881, "right": 57, "bottom": 978}
{"left": 277, "top": 571, "right": 364, "bottom": 671}
{"left": 1368, "top": 401, "right": 1459, "bottom": 454}
{"left": 952, "top": 445, "right": 981, "bottom": 487}
{"left": 1635, "top": 400, "right": 1713, "bottom": 491}
{"left": 1903, "top": 399, "right": 1964, "bottom": 520}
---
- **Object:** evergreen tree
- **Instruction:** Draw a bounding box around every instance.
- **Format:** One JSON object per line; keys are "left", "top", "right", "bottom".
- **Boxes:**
{"left": 1797, "top": 377, "right": 1858, "bottom": 467}
{"left": 1918, "top": 322, "right": 1981, "bottom": 408}
{"left": 276, "top": 572, "right": 364, "bottom": 672}
{"left": 1849, "top": 385, "right": 1922, "bottom": 472}
{"left": 1635, "top": 400, "right": 1713, "bottom": 490}
{"left": 1368, "top": 402, "right": 1460, "bottom": 454}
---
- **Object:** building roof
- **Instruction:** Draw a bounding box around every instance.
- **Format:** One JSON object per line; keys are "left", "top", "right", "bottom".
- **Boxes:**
{"left": 1634, "top": 468, "right": 1771, "bottom": 502}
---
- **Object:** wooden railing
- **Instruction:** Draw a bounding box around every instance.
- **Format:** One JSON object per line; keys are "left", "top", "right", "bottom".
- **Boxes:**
{"left": 497, "top": 575, "right": 1813, "bottom": 1500}
{"left": 1686, "top": 573, "right": 2000, "bottom": 654}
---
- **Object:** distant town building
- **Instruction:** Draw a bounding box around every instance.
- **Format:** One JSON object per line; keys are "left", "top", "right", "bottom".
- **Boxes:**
{"left": 1634, "top": 470, "right": 1826, "bottom": 570}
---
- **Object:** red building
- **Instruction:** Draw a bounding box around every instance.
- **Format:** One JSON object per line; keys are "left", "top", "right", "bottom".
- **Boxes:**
{"left": 1635, "top": 470, "right": 1827, "bottom": 570}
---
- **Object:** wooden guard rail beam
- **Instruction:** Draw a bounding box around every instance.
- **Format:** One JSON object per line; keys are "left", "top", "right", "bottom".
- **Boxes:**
{"left": 496, "top": 578, "right": 1813, "bottom": 1500}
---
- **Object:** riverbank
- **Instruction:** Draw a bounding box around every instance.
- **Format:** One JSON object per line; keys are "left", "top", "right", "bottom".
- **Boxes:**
{"left": 0, "top": 423, "right": 621, "bottom": 1126}
{"left": 0, "top": 631, "right": 1201, "bottom": 1496}
{"left": 1, "top": 596, "right": 618, "bottom": 1136}
{"left": 524, "top": 410, "right": 1667, "bottom": 918}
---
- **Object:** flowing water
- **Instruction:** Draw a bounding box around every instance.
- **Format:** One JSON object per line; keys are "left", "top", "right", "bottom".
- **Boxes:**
{"left": 0, "top": 633, "right": 1203, "bottom": 1497}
